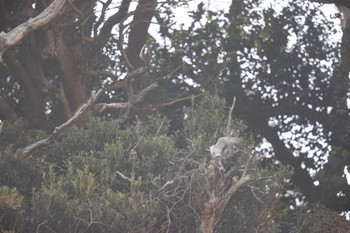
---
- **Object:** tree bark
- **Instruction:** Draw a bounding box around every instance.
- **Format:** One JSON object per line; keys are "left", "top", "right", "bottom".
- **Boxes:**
{"left": 56, "top": 31, "right": 87, "bottom": 111}
{"left": 201, "top": 156, "right": 252, "bottom": 233}
{"left": 0, "top": 0, "right": 66, "bottom": 58}
{"left": 127, "top": 0, "right": 157, "bottom": 69}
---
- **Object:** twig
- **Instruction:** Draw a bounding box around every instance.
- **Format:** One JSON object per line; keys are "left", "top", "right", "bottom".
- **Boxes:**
{"left": 248, "top": 185, "right": 264, "bottom": 203}
{"left": 158, "top": 93, "right": 202, "bottom": 108}
{"left": 226, "top": 96, "right": 236, "bottom": 137}
{"left": 159, "top": 175, "right": 188, "bottom": 192}
{"left": 155, "top": 119, "right": 165, "bottom": 137}
{"left": 116, "top": 171, "right": 132, "bottom": 183}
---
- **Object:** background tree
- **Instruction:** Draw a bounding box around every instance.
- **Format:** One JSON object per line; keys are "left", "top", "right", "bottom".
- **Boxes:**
{"left": 153, "top": 0, "right": 350, "bottom": 213}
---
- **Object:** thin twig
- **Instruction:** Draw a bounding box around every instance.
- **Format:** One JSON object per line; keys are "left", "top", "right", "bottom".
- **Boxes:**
{"left": 226, "top": 96, "right": 236, "bottom": 137}
{"left": 116, "top": 171, "right": 132, "bottom": 183}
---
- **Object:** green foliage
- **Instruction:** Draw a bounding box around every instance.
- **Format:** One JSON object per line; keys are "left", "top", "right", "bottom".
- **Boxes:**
{"left": 274, "top": 203, "right": 350, "bottom": 233}
{"left": 28, "top": 115, "right": 178, "bottom": 232}
{"left": 0, "top": 186, "right": 23, "bottom": 209}
{"left": 182, "top": 94, "right": 227, "bottom": 149}
{"left": 1, "top": 95, "right": 349, "bottom": 232}
{"left": 31, "top": 163, "right": 156, "bottom": 232}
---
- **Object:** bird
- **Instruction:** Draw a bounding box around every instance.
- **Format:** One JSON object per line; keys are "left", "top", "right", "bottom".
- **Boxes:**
{"left": 208, "top": 137, "right": 243, "bottom": 172}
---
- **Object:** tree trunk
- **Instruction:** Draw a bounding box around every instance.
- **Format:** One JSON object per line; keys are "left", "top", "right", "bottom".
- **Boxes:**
{"left": 56, "top": 30, "right": 87, "bottom": 111}
{"left": 127, "top": 0, "right": 157, "bottom": 69}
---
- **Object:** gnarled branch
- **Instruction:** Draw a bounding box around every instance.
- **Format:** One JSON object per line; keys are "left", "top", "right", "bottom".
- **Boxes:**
{"left": 0, "top": 0, "right": 66, "bottom": 58}
{"left": 15, "top": 88, "right": 105, "bottom": 158}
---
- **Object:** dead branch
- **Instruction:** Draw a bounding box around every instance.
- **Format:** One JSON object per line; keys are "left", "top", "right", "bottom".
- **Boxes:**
{"left": 201, "top": 153, "right": 254, "bottom": 233}
{"left": 159, "top": 175, "right": 188, "bottom": 192}
{"left": 226, "top": 96, "right": 236, "bottom": 137}
{"left": 158, "top": 94, "right": 202, "bottom": 108}
{"left": 151, "top": 63, "right": 187, "bottom": 84}
{"left": 126, "top": 66, "right": 149, "bottom": 79}
{"left": 83, "top": 68, "right": 119, "bottom": 80}
{"left": 116, "top": 170, "right": 140, "bottom": 193}
{"left": 134, "top": 93, "right": 202, "bottom": 116}
{"left": 135, "top": 83, "right": 159, "bottom": 102}
{"left": 13, "top": 66, "right": 150, "bottom": 158}
{"left": 94, "top": 102, "right": 130, "bottom": 112}
{"left": 0, "top": 0, "right": 66, "bottom": 58}
{"left": 116, "top": 171, "right": 133, "bottom": 183}
{"left": 95, "top": 70, "right": 157, "bottom": 114}
{"left": 214, "top": 154, "right": 254, "bottom": 226}
{"left": 14, "top": 88, "right": 105, "bottom": 158}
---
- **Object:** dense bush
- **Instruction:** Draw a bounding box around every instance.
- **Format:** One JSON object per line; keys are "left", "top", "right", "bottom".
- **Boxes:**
{"left": 0, "top": 95, "right": 349, "bottom": 232}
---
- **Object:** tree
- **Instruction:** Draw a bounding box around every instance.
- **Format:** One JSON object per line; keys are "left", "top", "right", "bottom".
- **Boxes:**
{"left": 157, "top": 0, "right": 350, "bottom": 213}
{"left": 1, "top": 0, "right": 350, "bottom": 232}
{"left": 0, "top": 0, "right": 180, "bottom": 129}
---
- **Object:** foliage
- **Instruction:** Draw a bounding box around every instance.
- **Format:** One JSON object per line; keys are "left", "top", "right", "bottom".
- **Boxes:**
{"left": 1, "top": 0, "right": 350, "bottom": 232}
{"left": 151, "top": 0, "right": 350, "bottom": 215}
{"left": 1, "top": 95, "right": 348, "bottom": 232}
{"left": 0, "top": 186, "right": 23, "bottom": 210}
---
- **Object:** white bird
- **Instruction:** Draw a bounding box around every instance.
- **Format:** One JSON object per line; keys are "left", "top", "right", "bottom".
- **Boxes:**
{"left": 208, "top": 137, "right": 243, "bottom": 171}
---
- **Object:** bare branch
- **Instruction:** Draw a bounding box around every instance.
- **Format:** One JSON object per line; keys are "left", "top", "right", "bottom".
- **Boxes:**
{"left": 15, "top": 88, "right": 104, "bottom": 158}
{"left": 226, "top": 96, "right": 236, "bottom": 137}
{"left": 116, "top": 171, "right": 132, "bottom": 183}
{"left": 0, "top": 0, "right": 66, "bottom": 58}
{"left": 214, "top": 155, "right": 254, "bottom": 222}
{"left": 159, "top": 175, "right": 188, "bottom": 192}
{"left": 94, "top": 102, "right": 130, "bottom": 112}
{"left": 158, "top": 93, "right": 201, "bottom": 108}
{"left": 126, "top": 66, "right": 149, "bottom": 79}
{"left": 135, "top": 83, "right": 158, "bottom": 103}
{"left": 83, "top": 68, "right": 119, "bottom": 80}
{"left": 95, "top": 82, "right": 158, "bottom": 115}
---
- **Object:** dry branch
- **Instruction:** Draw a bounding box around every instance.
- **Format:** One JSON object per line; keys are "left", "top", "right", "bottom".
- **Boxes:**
{"left": 14, "top": 66, "right": 150, "bottom": 158}
{"left": 201, "top": 154, "right": 254, "bottom": 233}
{"left": 0, "top": 0, "right": 66, "bottom": 58}
{"left": 14, "top": 88, "right": 104, "bottom": 158}
{"left": 226, "top": 97, "right": 236, "bottom": 137}
{"left": 95, "top": 102, "right": 130, "bottom": 112}
{"left": 116, "top": 171, "right": 133, "bottom": 183}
